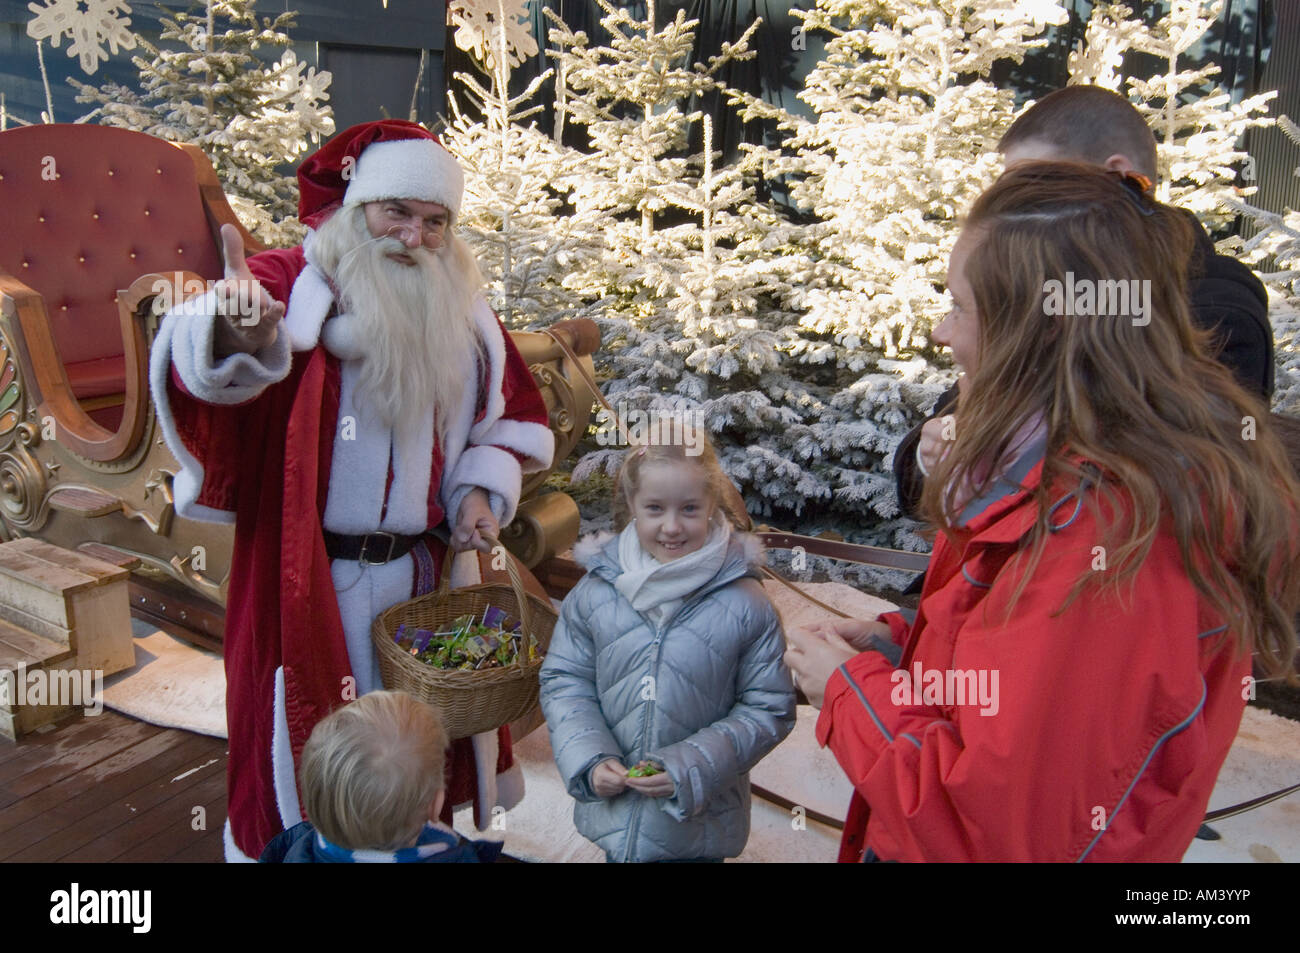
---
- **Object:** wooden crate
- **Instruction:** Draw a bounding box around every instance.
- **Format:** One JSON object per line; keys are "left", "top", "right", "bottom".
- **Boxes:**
{"left": 0, "top": 539, "right": 135, "bottom": 741}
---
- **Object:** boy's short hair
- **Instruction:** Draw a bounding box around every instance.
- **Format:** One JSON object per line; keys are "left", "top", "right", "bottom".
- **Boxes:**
{"left": 299, "top": 690, "right": 448, "bottom": 851}
{"left": 999, "top": 86, "right": 1158, "bottom": 180}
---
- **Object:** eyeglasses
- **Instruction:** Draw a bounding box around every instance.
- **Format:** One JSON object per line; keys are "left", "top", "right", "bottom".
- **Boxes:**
{"left": 1109, "top": 169, "right": 1156, "bottom": 217}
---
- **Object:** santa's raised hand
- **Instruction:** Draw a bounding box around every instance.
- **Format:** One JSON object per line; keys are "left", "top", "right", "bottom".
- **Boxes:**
{"left": 213, "top": 224, "right": 285, "bottom": 357}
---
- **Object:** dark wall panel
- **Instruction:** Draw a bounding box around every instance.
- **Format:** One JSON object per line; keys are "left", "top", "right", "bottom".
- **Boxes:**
{"left": 1246, "top": 0, "right": 1300, "bottom": 242}
{"left": 321, "top": 43, "right": 444, "bottom": 131}
{"left": 0, "top": 0, "right": 445, "bottom": 128}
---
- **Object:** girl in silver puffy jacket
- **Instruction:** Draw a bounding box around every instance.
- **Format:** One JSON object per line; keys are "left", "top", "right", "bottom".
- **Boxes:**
{"left": 540, "top": 425, "right": 796, "bottom": 862}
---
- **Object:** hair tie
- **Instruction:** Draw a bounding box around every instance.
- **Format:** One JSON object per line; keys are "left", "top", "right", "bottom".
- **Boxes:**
{"left": 1108, "top": 169, "right": 1156, "bottom": 217}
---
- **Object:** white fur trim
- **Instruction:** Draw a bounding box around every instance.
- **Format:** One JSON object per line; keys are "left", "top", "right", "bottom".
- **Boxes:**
{"left": 223, "top": 819, "right": 257, "bottom": 863}
{"left": 466, "top": 298, "right": 508, "bottom": 439}
{"left": 241, "top": 268, "right": 531, "bottom": 535}
{"left": 572, "top": 531, "right": 616, "bottom": 567}
{"left": 283, "top": 262, "right": 335, "bottom": 352}
{"left": 343, "top": 138, "right": 464, "bottom": 218}
{"left": 739, "top": 532, "right": 766, "bottom": 568}
{"left": 439, "top": 299, "right": 526, "bottom": 524}
{"left": 444, "top": 446, "right": 522, "bottom": 528}
{"left": 383, "top": 404, "right": 438, "bottom": 533}
{"left": 272, "top": 666, "right": 302, "bottom": 830}
{"left": 150, "top": 310, "right": 242, "bottom": 523}
{"left": 476, "top": 418, "right": 555, "bottom": 472}
{"left": 319, "top": 312, "right": 366, "bottom": 361}
{"left": 321, "top": 362, "right": 392, "bottom": 534}
{"left": 471, "top": 731, "right": 498, "bottom": 832}
{"left": 495, "top": 761, "right": 525, "bottom": 813}
{"left": 320, "top": 361, "right": 438, "bottom": 536}
{"left": 167, "top": 292, "right": 292, "bottom": 403}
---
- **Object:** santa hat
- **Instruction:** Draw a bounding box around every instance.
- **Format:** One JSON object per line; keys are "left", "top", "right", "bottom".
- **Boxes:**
{"left": 297, "top": 119, "right": 464, "bottom": 229}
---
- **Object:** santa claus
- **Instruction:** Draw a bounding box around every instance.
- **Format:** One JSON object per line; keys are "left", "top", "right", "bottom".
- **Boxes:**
{"left": 149, "top": 120, "right": 554, "bottom": 861}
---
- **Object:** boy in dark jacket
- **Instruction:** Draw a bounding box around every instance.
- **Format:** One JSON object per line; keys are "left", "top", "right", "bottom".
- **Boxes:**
{"left": 259, "top": 690, "right": 502, "bottom": 863}
{"left": 895, "top": 85, "right": 1273, "bottom": 521}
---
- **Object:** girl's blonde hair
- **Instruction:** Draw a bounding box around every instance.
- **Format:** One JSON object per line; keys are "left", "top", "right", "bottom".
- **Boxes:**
{"left": 612, "top": 417, "right": 750, "bottom": 531}
{"left": 922, "top": 161, "right": 1300, "bottom": 682}
{"left": 299, "top": 690, "right": 448, "bottom": 851}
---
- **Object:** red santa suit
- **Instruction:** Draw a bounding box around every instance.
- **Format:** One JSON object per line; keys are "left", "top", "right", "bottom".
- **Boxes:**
{"left": 148, "top": 122, "right": 554, "bottom": 861}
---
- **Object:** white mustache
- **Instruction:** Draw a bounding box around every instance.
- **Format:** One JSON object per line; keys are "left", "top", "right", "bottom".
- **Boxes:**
{"left": 338, "top": 233, "right": 434, "bottom": 272}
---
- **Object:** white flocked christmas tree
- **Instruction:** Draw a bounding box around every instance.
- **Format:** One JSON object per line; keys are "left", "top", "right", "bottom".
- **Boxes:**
{"left": 69, "top": 0, "right": 333, "bottom": 246}
{"left": 444, "top": 0, "right": 592, "bottom": 327}
{"left": 444, "top": 0, "right": 1286, "bottom": 582}
{"left": 719, "top": 0, "right": 1068, "bottom": 555}
{"left": 1065, "top": 1, "right": 1291, "bottom": 413}
{"left": 6, "top": 0, "right": 1288, "bottom": 584}
{"left": 1067, "top": 1, "right": 1275, "bottom": 229}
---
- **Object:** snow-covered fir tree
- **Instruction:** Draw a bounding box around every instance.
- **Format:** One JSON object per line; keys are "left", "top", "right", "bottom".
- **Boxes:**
{"left": 444, "top": 0, "right": 1283, "bottom": 586}
{"left": 443, "top": 0, "right": 592, "bottom": 327}
{"left": 449, "top": 1, "right": 792, "bottom": 516}
{"left": 723, "top": 0, "right": 1068, "bottom": 551}
{"left": 1067, "top": 1, "right": 1274, "bottom": 229}
{"left": 70, "top": 0, "right": 333, "bottom": 246}
{"left": 1065, "top": 2, "right": 1288, "bottom": 404}
{"left": 537, "top": 2, "right": 822, "bottom": 515}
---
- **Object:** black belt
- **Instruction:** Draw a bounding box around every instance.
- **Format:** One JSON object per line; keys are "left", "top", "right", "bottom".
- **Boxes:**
{"left": 322, "top": 530, "right": 423, "bottom": 565}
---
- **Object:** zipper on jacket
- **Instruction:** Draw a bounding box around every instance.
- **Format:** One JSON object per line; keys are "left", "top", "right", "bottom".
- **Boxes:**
{"left": 623, "top": 615, "right": 673, "bottom": 863}
{"left": 621, "top": 613, "right": 670, "bottom": 868}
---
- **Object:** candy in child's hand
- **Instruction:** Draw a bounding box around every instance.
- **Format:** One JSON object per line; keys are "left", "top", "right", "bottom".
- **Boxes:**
{"left": 626, "top": 760, "right": 664, "bottom": 778}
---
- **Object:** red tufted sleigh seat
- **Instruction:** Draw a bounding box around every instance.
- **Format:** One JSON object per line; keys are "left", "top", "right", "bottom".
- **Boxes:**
{"left": 0, "top": 124, "right": 262, "bottom": 458}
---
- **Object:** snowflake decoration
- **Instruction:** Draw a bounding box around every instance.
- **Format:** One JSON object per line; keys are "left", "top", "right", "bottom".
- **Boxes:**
{"left": 450, "top": 0, "right": 538, "bottom": 70}
{"left": 272, "top": 50, "right": 335, "bottom": 142}
{"left": 27, "top": 0, "right": 137, "bottom": 75}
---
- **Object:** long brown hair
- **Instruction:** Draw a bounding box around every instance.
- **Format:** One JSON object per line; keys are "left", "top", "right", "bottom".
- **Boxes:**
{"left": 921, "top": 161, "right": 1300, "bottom": 682}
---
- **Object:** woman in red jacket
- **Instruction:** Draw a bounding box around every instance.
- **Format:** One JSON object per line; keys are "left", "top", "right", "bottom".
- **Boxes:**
{"left": 785, "top": 162, "right": 1300, "bottom": 863}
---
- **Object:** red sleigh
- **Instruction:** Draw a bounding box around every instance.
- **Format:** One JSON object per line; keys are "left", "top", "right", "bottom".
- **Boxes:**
{"left": 0, "top": 123, "right": 598, "bottom": 646}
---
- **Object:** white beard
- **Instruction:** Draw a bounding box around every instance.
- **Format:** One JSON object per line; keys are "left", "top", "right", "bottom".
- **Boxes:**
{"left": 309, "top": 205, "right": 485, "bottom": 441}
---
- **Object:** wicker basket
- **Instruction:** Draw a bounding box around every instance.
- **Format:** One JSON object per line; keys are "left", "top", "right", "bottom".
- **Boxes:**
{"left": 370, "top": 539, "right": 557, "bottom": 740}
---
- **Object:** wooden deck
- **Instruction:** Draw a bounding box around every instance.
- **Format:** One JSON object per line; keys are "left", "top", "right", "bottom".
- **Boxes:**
{"left": 0, "top": 710, "right": 227, "bottom": 862}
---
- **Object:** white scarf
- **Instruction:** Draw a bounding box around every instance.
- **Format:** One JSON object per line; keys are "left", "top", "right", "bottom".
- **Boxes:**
{"left": 614, "top": 518, "right": 732, "bottom": 629}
